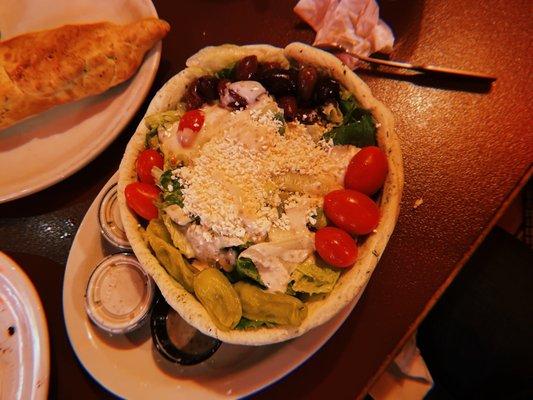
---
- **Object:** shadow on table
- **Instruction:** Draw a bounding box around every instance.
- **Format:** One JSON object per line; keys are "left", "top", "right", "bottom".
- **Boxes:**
{"left": 418, "top": 227, "right": 533, "bottom": 399}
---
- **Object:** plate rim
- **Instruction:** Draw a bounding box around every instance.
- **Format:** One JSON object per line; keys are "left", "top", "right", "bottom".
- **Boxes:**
{"left": 0, "top": 251, "right": 51, "bottom": 400}
{"left": 0, "top": 0, "right": 162, "bottom": 204}
{"left": 63, "top": 174, "right": 360, "bottom": 399}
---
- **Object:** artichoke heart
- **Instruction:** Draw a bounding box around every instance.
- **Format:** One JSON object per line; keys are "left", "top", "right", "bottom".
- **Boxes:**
{"left": 234, "top": 281, "right": 308, "bottom": 327}
{"left": 193, "top": 268, "right": 242, "bottom": 330}
{"left": 146, "top": 219, "right": 196, "bottom": 293}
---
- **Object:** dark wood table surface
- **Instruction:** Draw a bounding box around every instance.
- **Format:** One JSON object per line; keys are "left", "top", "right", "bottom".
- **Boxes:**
{"left": 1, "top": 0, "right": 531, "bottom": 399}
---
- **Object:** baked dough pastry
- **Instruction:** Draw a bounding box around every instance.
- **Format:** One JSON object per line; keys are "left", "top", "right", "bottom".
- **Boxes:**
{"left": 0, "top": 18, "right": 170, "bottom": 130}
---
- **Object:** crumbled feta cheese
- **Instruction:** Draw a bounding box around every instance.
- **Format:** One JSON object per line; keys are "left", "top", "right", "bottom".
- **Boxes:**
{"left": 172, "top": 97, "right": 357, "bottom": 244}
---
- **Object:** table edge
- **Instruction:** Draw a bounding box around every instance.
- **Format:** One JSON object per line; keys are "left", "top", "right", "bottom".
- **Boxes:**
{"left": 356, "top": 164, "right": 533, "bottom": 400}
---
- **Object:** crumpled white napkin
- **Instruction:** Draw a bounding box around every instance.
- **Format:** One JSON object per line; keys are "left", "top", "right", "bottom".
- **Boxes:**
{"left": 369, "top": 334, "right": 434, "bottom": 400}
{"left": 294, "top": 0, "right": 395, "bottom": 69}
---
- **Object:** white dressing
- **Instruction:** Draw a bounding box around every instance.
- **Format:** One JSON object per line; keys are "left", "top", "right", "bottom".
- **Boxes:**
{"left": 239, "top": 236, "right": 314, "bottom": 292}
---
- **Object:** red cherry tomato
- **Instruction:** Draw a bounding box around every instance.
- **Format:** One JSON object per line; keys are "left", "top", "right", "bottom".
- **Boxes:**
{"left": 177, "top": 110, "right": 205, "bottom": 148}
{"left": 344, "top": 146, "right": 388, "bottom": 195}
{"left": 178, "top": 109, "right": 205, "bottom": 132}
{"left": 323, "top": 189, "right": 380, "bottom": 235}
{"left": 136, "top": 149, "right": 164, "bottom": 185}
{"left": 315, "top": 227, "right": 358, "bottom": 268}
{"left": 124, "top": 182, "right": 160, "bottom": 220}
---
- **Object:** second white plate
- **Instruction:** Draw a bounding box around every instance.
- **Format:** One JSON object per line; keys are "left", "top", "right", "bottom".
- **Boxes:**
{"left": 0, "top": 0, "right": 161, "bottom": 203}
{"left": 0, "top": 252, "right": 50, "bottom": 400}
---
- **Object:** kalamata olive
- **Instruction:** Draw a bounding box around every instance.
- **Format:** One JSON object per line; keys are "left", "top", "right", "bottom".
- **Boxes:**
{"left": 297, "top": 65, "right": 318, "bottom": 102}
{"left": 183, "top": 83, "right": 203, "bottom": 110}
{"left": 259, "top": 68, "right": 297, "bottom": 96}
{"left": 227, "top": 89, "right": 248, "bottom": 110}
{"left": 314, "top": 77, "right": 340, "bottom": 104}
{"left": 234, "top": 55, "right": 258, "bottom": 81}
{"left": 277, "top": 96, "right": 298, "bottom": 121}
{"left": 256, "top": 62, "right": 282, "bottom": 79}
{"left": 217, "top": 79, "right": 230, "bottom": 98}
{"left": 196, "top": 76, "right": 219, "bottom": 101}
{"left": 295, "top": 108, "right": 320, "bottom": 125}
{"left": 260, "top": 61, "right": 282, "bottom": 71}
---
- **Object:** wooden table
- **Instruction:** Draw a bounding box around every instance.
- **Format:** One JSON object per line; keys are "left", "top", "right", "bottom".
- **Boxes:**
{"left": 1, "top": 0, "right": 531, "bottom": 398}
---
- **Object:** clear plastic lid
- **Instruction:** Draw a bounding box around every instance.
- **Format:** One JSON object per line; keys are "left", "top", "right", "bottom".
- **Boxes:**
{"left": 85, "top": 253, "right": 154, "bottom": 334}
{"left": 98, "top": 184, "right": 131, "bottom": 250}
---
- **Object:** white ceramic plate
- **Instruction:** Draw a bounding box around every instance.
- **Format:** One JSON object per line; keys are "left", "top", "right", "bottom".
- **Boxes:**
{"left": 0, "top": 0, "right": 161, "bottom": 203}
{"left": 63, "top": 173, "right": 362, "bottom": 399}
{"left": 0, "top": 252, "right": 50, "bottom": 400}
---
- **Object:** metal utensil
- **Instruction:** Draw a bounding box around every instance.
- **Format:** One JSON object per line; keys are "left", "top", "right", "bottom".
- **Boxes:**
{"left": 356, "top": 54, "right": 497, "bottom": 82}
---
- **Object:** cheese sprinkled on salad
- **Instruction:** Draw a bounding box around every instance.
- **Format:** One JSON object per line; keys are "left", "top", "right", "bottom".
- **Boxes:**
{"left": 171, "top": 96, "right": 353, "bottom": 243}
{"left": 126, "top": 52, "right": 386, "bottom": 326}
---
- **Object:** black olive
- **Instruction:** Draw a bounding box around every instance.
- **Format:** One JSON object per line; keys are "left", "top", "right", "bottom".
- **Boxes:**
{"left": 295, "top": 108, "right": 320, "bottom": 125}
{"left": 297, "top": 65, "right": 318, "bottom": 102}
{"left": 256, "top": 62, "right": 282, "bottom": 80}
{"left": 314, "top": 77, "right": 340, "bottom": 104}
{"left": 277, "top": 96, "right": 298, "bottom": 121}
{"left": 217, "top": 78, "right": 230, "bottom": 98}
{"left": 227, "top": 89, "right": 248, "bottom": 110}
{"left": 196, "top": 76, "right": 219, "bottom": 101}
{"left": 234, "top": 55, "right": 258, "bottom": 81}
{"left": 182, "top": 82, "right": 203, "bottom": 110}
{"left": 259, "top": 68, "right": 297, "bottom": 96}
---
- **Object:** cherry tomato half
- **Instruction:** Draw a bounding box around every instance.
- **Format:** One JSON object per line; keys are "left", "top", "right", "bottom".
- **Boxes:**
{"left": 178, "top": 109, "right": 205, "bottom": 132}
{"left": 323, "top": 189, "right": 380, "bottom": 235}
{"left": 136, "top": 149, "right": 164, "bottom": 185}
{"left": 125, "top": 182, "right": 160, "bottom": 220}
{"left": 315, "top": 227, "right": 358, "bottom": 268}
{"left": 344, "top": 146, "right": 388, "bottom": 195}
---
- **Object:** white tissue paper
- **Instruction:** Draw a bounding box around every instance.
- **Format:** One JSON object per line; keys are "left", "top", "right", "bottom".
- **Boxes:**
{"left": 369, "top": 335, "right": 434, "bottom": 400}
{"left": 294, "top": 0, "right": 395, "bottom": 69}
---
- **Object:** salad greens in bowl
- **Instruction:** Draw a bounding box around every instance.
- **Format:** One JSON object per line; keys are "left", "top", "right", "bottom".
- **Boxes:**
{"left": 118, "top": 43, "right": 403, "bottom": 345}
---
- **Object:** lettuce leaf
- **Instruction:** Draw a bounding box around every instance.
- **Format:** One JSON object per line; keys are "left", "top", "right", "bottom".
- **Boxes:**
{"left": 158, "top": 170, "right": 184, "bottom": 207}
{"left": 145, "top": 128, "right": 159, "bottom": 150}
{"left": 288, "top": 259, "right": 340, "bottom": 295}
{"left": 224, "top": 257, "right": 266, "bottom": 288}
{"left": 323, "top": 118, "right": 376, "bottom": 147}
{"left": 215, "top": 64, "right": 235, "bottom": 79}
{"left": 323, "top": 95, "right": 376, "bottom": 147}
{"left": 234, "top": 317, "right": 276, "bottom": 330}
{"left": 234, "top": 258, "right": 265, "bottom": 287}
{"left": 144, "top": 110, "right": 183, "bottom": 131}
{"left": 161, "top": 213, "right": 195, "bottom": 258}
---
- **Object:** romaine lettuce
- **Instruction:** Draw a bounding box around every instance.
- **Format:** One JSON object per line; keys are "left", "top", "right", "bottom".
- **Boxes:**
{"left": 288, "top": 258, "right": 340, "bottom": 295}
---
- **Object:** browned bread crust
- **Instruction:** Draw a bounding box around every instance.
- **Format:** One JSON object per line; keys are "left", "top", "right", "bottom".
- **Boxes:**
{"left": 0, "top": 18, "right": 170, "bottom": 130}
